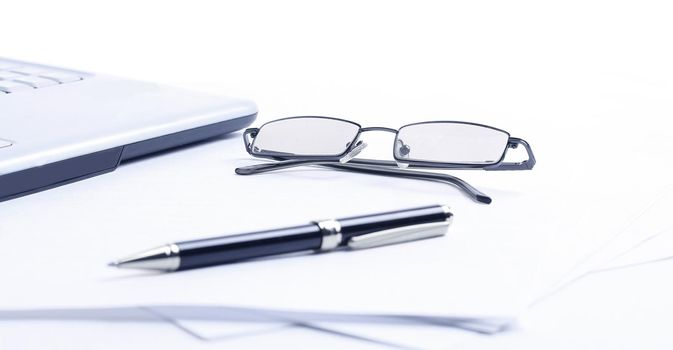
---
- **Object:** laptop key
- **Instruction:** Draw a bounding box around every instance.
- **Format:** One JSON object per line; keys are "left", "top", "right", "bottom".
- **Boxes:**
{"left": 12, "top": 76, "right": 59, "bottom": 88}
{"left": 39, "top": 71, "right": 83, "bottom": 83}
{"left": 0, "top": 71, "right": 22, "bottom": 80}
{"left": 0, "top": 80, "right": 34, "bottom": 93}
{"left": 10, "top": 66, "right": 49, "bottom": 75}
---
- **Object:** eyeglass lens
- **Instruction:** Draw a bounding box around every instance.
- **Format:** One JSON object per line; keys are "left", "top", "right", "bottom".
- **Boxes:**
{"left": 251, "top": 117, "right": 360, "bottom": 156}
{"left": 394, "top": 122, "right": 509, "bottom": 165}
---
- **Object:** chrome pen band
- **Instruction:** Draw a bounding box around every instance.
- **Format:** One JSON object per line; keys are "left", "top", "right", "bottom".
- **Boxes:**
{"left": 440, "top": 204, "right": 451, "bottom": 217}
{"left": 163, "top": 243, "right": 182, "bottom": 271}
{"left": 440, "top": 204, "right": 453, "bottom": 224}
{"left": 316, "top": 219, "right": 343, "bottom": 251}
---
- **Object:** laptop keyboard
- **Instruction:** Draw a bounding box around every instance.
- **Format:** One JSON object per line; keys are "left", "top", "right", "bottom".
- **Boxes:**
{"left": 0, "top": 59, "right": 86, "bottom": 94}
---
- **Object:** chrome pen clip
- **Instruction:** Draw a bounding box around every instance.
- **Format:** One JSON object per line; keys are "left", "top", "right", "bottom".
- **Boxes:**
{"left": 346, "top": 217, "right": 453, "bottom": 250}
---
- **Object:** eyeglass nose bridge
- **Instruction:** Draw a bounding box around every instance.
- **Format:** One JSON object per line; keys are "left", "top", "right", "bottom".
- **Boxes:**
{"left": 357, "top": 126, "right": 403, "bottom": 156}
{"left": 360, "top": 126, "right": 398, "bottom": 134}
{"left": 354, "top": 126, "right": 411, "bottom": 169}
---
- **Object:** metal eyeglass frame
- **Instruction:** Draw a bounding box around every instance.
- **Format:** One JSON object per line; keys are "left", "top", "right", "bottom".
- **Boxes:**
{"left": 235, "top": 116, "right": 536, "bottom": 204}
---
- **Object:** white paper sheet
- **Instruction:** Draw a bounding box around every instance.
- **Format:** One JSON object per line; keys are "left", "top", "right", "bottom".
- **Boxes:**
{"left": 0, "top": 304, "right": 502, "bottom": 348}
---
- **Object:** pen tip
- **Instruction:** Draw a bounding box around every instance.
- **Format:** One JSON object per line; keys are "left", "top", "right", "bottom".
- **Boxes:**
{"left": 108, "top": 261, "right": 119, "bottom": 268}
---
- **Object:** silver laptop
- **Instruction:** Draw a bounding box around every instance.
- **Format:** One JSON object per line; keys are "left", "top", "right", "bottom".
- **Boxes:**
{"left": 0, "top": 58, "right": 257, "bottom": 202}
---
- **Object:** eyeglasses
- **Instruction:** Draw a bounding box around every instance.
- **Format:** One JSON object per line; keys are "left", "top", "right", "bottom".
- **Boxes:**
{"left": 236, "top": 116, "right": 536, "bottom": 204}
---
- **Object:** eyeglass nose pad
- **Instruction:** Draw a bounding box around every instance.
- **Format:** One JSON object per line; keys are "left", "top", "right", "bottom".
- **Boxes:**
{"left": 395, "top": 139, "right": 410, "bottom": 169}
{"left": 339, "top": 141, "right": 368, "bottom": 163}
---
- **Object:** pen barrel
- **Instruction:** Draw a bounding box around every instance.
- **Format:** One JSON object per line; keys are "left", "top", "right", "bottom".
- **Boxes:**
{"left": 338, "top": 205, "right": 451, "bottom": 241}
{"left": 176, "top": 223, "right": 322, "bottom": 270}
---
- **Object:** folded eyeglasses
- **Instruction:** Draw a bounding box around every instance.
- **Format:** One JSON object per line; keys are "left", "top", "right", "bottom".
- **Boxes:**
{"left": 236, "top": 116, "right": 536, "bottom": 204}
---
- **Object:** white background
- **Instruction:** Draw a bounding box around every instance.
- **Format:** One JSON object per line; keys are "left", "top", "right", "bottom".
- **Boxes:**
{"left": 2, "top": 0, "right": 673, "bottom": 349}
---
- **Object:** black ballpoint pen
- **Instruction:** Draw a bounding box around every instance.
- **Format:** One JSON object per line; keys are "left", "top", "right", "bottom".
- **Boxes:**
{"left": 109, "top": 204, "right": 453, "bottom": 272}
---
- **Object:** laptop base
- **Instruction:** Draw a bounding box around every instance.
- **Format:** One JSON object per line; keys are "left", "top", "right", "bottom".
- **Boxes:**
{"left": 0, "top": 113, "right": 255, "bottom": 202}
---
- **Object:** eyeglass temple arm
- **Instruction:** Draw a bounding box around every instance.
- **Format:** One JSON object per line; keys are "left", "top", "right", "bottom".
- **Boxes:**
{"left": 484, "top": 138, "right": 536, "bottom": 171}
{"left": 235, "top": 160, "right": 492, "bottom": 204}
{"left": 329, "top": 163, "right": 492, "bottom": 204}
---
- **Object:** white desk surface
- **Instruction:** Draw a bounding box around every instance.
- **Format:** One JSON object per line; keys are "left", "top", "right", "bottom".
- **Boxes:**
{"left": 2, "top": 1, "right": 673, "bottom": 349}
